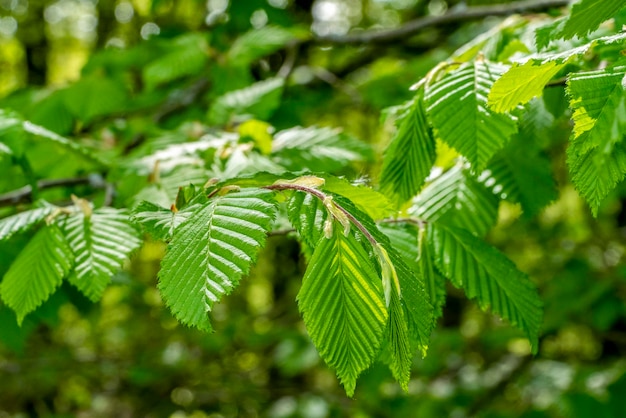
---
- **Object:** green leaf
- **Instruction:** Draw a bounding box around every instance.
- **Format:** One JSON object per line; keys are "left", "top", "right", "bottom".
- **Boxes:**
{"left": 60, "top": 208, "right": 141, "bottom": 301}
{"left": 567, "top": 67, "right": 626, "bottom": 147}
{"left": 228, "top": 25, "right": 300, "bottom": 67}
{"left": 0, "top": 225, "right": 73, "bottom": 325}
{"left": 0, "top": 206, "right": 54, "bottom": 241}
{"left": 63, "top": 76, "right": 128, "bottom": 123}
{"left": 159, "top": 188, "right": 277, "bottom": 331}
{"left": 488, "top": 60, "right": 565, "bottom": 113}
{"left": 323, "top": 176, "right": 394, "bottom": 220}
{"left": 0, "top": 109, "right": 27, "bottom": 156}
{"left": 380, "top": 223, "right": 446, "bottom": 320}
{"left": 410, "top": 165, "right": 499, "bottom": 237}
{"left": 207, "top": 77, "right": 284, "bottom": 125}
{"left": 287, "top": 191, "right": 327, "bottom": 254}
{"left": 567, "top": 138, "right": 626, "bottom": 216}
{"left": 428, "top": 222, "right": 542, "bottom": 353}
{"left": 380, "top": 90, "right": 436, "bottom": 204}
{"left": 480, "top": 135, "right": 557, "bottom": 217}
{"left": 426, "top": 60, "right": 518, "bottom": 170}
{"left": 131, "top": 201, "right": 202, "bottom": 241}
{"left": 22, "top": 121, "right": 108, "bottom": 167}
{"left": 334, "top": 196, "right": 434, "bottom": 356}
{"left": 271, "top": 126, "right": 372, "bottom": 172}
{"left": 566, "top": 67, "right": 626, "bottom": 214}
{"left": 297, "top": 227, "right": 388, "bottom": 397}
{"left": 382, "top": 283, "right": 412, "bottom": 392}
{"left": 143, "top": 34, "right": 208, "bottom": 90}
{"left": 559, "top": 0, "right": 626, "bottom": 40}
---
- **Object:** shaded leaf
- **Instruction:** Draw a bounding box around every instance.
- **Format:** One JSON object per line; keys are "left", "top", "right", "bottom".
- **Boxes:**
{"left": 0, "top": 225, "right": 73, "bottom": 325}
{"left": 428, "top": 222, "right": 542, "bottom": 353}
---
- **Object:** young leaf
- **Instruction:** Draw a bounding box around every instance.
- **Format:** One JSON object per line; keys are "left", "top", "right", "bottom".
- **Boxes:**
{"left": 380, "top": 223, "right": 447, "bottom": 319}
{"left": 63, "top": 76, "right": 128, "bottom": 123}
{"left": 131, "top": 201, "right": 202, "bottom": 241}
{"left": 410, "top": 165, "right": 499, "bottom": 237}
{"left": 425, "top": 60, "right": 518, "bottom": 170}
{"left": 428, "top": 222, "right": 543, "bottom": 353}
{"left": 159, "top": 188, "right": 277, "bottom": 331}
{"left": 0, "top": 225, "right": 73, "bottom": 325}
{"left": 60, "top": 208, "right": 141, "bottom": 301}
{"left": 0, "top": 206, "right": 54, "bottom": 241}
{"left": 379, "top": 90, "right": 436, "bottom": 204}
{"left": 297, "top": 227, "right": 388, "bottom": 397}
{"left": 488, "top": 60, "right": 565, "bottom": 113}
{"left": 287, "top": 191, "right": 327, "bottom": 253}
{"left": 559, "top": 0, "right": 626, "bottom": 41}
{"left": 323, "top": 176, "right": 394, "bottom": 220}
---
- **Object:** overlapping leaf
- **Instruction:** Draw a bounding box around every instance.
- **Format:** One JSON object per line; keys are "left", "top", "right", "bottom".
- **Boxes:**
{"left": 60, "top": 208, "right": 141, "bottom": 301}
{"left": 287, "top": 191, "right": 327, "bottom": 253}
{"left": 410, "top": 165, "right": 499, "bottom": 237}
{"left": 380, "top": 90, "right": 436, "bottom": 204}
{"left": 489, "top": 60, "right": 565, "bottom": 112}
{"left": 323, "top": 176, "right": 393, "bottom": 220}
{"left": 159, "top": 188, "right": 277, "bottom": 331}
{"left": 0, "top": 206, "right": 54, "bottom": 241}
{"left": 0, "top": 225, "right": 73, "bottom": 325}
{"left": 428, "top": 222, "right": 542, "bottom": 353}
{"left": 228, "top": 25, "right": 300, "bottom": 67}
{"left": 297, "top": 227, "right": 387, "bottom": 396}
{"left": 558, "top": 0, "right": 626, "bottom": 40}
{"left": 271, "top": 126, "right": 372, "bottom": 172}
{"left": 566, "top": 67, "right": 626, "bottom": 214}
{"left": 132, "top": 201, "right": 202, "bottom": 241}
{"left": 334, "top": 196, "right": 434, "bottom": 357}
{"left": 425, "top": 60, "right": 518, "bottom": 170}
{"left": 480, "top": 134, "right": 557, "bottom": 217}
{"left": 380, "top": 223, "right": 446, "bottom": 319}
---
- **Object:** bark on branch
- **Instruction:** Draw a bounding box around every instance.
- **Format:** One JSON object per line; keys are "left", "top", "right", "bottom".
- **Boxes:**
{"left": 312, "top": 0, "right": 569, "bottom": 45}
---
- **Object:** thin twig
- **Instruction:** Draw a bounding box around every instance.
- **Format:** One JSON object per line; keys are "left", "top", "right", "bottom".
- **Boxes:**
{"left": 312, "top": 0, "right": 569, "bottom": 45}
{"left": 0, "top": 175, "right": 106, "bottom": 207}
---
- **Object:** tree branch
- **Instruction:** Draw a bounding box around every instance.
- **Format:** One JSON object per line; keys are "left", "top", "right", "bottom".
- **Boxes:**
{"left": 0, "top": 175, "right": 106, "bottom": 207}
{"left": 312, "top": 0, "right": 569, "bottom": 45}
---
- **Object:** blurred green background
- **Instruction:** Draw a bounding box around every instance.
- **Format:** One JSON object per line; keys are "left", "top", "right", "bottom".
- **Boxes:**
{"left": 1, "top": 0, "right": 626, "bottom": 417}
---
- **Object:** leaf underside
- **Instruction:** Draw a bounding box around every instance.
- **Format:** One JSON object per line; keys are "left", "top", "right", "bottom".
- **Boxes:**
{"left": 61, "top": 208, "right": 141, "bottom": 301}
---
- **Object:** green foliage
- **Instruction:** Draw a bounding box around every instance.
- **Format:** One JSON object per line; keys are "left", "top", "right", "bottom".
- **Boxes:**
{"left": 425, "top": 60, "right": 518, "bottom": 170}
{"left": 0, "top": 225, "right": 73, "bottom": 325}
{"left": 3, "top": 0, "right": 626, "bottom": 409}
{"left": 428, "top": 222, "right": 543, "bottom": 353}
{"left": 297, "top": 226, "right": 387, "bottom": 396}
{"left": 158, "top": 188, "right": 277, "bottom": 331}
{"left": 59, "top": 207, "right": 141, "bottom": 301}
{"left": 380, "top": 89, "right": 436, "bottom": 204}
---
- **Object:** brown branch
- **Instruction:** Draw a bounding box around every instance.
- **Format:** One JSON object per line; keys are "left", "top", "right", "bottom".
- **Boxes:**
{"left": 312, "top": 0, "right": 569, "bottom": 45}
{"left": 0, "top": 175, "right": 106, "bottom": 207}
